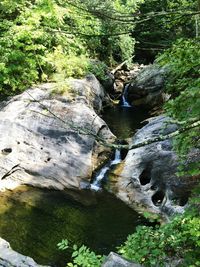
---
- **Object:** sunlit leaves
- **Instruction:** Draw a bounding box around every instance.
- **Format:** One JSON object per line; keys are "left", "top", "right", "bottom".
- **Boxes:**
{"left": 156, "top": 39, "right": 200, "bottom": 175}
{"left": 119, "top": 211, "right": 200, "bottom": 266}
{"left": 57, "top": 239, "right": 104, "bottom": 267}
{"left": 0, "top": 0, "right": 144, "bottom": 96}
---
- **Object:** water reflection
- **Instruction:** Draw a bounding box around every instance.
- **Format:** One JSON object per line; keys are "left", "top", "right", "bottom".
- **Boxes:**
{"left": 102, "top": 106, "right": 149, "bottom": 139}
{"left": 0, "top": 186, "right": 148, "bottom": 267}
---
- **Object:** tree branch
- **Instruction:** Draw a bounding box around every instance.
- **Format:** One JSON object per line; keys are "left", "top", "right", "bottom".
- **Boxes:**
{"left": 128, "top": 120, "right": 200, "bottom": 150}
{"left": 110, "top": 56, "right": 135, "bottom": 74}
{"left": 26, "top": 90, "right": 200, "bottom": 152}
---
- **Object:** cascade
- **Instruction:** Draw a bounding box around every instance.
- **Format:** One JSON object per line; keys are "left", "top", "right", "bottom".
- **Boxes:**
{"left": 110, "top": 149, "right": 121, "bottom": 165}
{"left": 121, "top": 84, "right": 132, "bottom": 107}
{"left": 91, "top": 149, "right": 121, "bottom": 191}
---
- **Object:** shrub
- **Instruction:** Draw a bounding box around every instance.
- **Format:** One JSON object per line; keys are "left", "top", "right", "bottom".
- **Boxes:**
{"left": 156, "top": 39, "right": 200, "bottom": 175}
{"left": 118, "top": 209, "right": 200, "bottom": 266}
{"left": 57, "top": 239, "right": 104, "bottom": 267}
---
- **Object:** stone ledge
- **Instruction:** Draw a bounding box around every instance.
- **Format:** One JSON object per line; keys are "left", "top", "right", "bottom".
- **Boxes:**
{"left": 0, "top": 238, "right": 49, "bottom": 267}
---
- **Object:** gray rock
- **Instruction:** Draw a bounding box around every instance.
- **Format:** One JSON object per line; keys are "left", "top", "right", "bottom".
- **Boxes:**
{"left": 127, "top": 64, "right": 168, "bottom": 108}
{"left": 102, "top": 71, "right": 115, "bottom": 92}
{"left": 0, "top": 238, "right": 49, "bottom": 267}
{"left": 102, "top": 252, "right": 143, "bottom": 267}
{"left": 0, "top": 76, "right": 115, "bottom": 192}
{"left": 70, "top": 74, "right": 105, "bottom": 113}
{"left": 110, "top": 115, "right": 200, "bottom": 216}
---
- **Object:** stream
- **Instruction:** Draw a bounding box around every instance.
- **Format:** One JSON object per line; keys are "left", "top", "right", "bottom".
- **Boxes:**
{"left": 102, "top": 105, "right": 149, "bottom": 139}
{"left": 0, "top": 103, "right": 150, "bottom": 267}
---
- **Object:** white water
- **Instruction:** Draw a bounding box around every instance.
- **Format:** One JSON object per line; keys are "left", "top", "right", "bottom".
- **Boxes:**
{"left": 110, "top": 149, "right": 121, "bottom": 165}
{"left": 91, "top": 149, "right": 122, "bottom": 191}
{"left": 121, "top": 84, "right": 132, "bottom": 108}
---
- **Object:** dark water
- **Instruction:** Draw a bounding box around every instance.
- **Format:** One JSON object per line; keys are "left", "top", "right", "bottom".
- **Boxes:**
{"left": 0, "top": 186, "right": 148, "bottom": 267}
{"left": 102, "top": 106, "right": 149, "bottom": 139}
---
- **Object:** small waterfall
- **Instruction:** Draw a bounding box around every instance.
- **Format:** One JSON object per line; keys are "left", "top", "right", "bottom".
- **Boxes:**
{"left": 91, "top": 149, "right": 121, "bottom": 191}
{"left": 110, "top": 149, "right": 121, "bottom": 165}
{"left": 90, "top": 166, "right": 110, "bottom": 191}
{"left": 121, "top": 84, "right": 131, "bottom": 107}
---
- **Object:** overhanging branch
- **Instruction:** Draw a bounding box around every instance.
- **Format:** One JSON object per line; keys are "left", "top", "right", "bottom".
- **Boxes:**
{"left": 26, "top": 91, "right": 200, "bottom": 151}
{"left": 128, "top": 120, "right": 200, "bottom": 150}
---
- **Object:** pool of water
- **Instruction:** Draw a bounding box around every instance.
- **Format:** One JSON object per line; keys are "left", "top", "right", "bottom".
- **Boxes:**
{"left": 0, "top": 186, "right": 148, "bottom": 267}
{"left": 102, "top": 105, "right": 149, "bottom": 139}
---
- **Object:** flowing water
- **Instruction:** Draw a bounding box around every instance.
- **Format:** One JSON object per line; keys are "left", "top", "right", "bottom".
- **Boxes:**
{"left": 91, "top": 149, "right": 121, "bottom": 191}
{"left": 121, "top": 84, "right": 132, "bottom": 108}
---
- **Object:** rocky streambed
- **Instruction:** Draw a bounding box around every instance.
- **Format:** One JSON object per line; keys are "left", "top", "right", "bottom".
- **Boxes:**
{"left": 0, "top": 65, "right": 199, "bottom": 267}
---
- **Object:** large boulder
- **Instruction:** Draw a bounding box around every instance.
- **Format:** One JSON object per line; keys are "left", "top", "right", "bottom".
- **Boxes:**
{"left": 109, "top": 116, "right": 200, "bottom": 216}
{"left": 0, "top": 238, "right": 49, "bottom": 267}
{"left": 0, "top": 75, "right": 115, "bottom": 191}
{"left": 127, "top": 64, "right": 168, "bottom": 109}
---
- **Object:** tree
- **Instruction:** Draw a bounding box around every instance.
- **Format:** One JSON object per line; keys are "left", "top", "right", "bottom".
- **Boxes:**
{"left": 0, "top": 0, "right": 144, "bottom": 97}
{"left": 156, "top": 38, "right": 200, "bottom": 175}
{"left": 133, "top": 0, "right": 198, "bottom": 62}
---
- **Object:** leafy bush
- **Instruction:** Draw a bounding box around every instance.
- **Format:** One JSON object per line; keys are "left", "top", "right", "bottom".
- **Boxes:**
{"left": 118, "top": 209, "right": 200, "bottom": 266}
{"left": 46, "top": 48, "right": 108, "bottom": 85}
{"left": 57, "top": 239, "right": 104, "bottom": 267}
{"left": 0, "top": 0, "right": 144, "bottom": 98}
{"left": 156, "top": 39, "right": 200, "bottom": 175}
{"left": 46, "top": 47, "right": 89, "bottom": 81}
{"left": 119, "top": 34, "right": 136, "bottom": 65}
{"left": 87, "top": 61, "right": 108, "bottom": 82}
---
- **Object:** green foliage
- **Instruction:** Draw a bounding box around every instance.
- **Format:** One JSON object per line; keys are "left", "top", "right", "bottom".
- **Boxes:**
{"left": 119, "top": 209, "right": 200, "bottom": 266}
{"left": 46, "top": 48, "right": 89, "bottom": 81}
{"left": 0, "top": 0, "right": 79, "bottom": 96}
{"left": 46, "top": 49, "right": 108, "bottom": 84}
{"left": 142, "top": 211, "right": 162, "bottom": 223}
{"left": 119, "top": 34, "right": 136, "bottom": 64}
{"left": 157, "top": 38, "right": 200, "bottom": 175}
{"left": 57, "top": 239, "right": 69, "bottom": 250}
{"left": 58, "top": 239, "right": 104, "bottom": 267}
{"left": 87, "top": 61, "right": 108, "bottom": 82}
{"left": 134, "top": 0, "right": 198, "bottom": 62}
{"left": 0, "top": 0, "right": 144, "bottom": 97}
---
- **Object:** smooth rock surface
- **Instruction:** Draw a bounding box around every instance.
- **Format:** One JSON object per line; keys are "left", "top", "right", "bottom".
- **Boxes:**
{"left": 110, "top": 115, "right": 200, "bottom": 215}
{"left": 127, "top": 64, "right": 167, "bottom": 108}
{"left": 0, "top": 238, "right": 49, "bottom": 267}
{"left": 102, "top": 252, "right": 143, "bottom": 267}
{"left": 0, "top": 75, "right": 115, "bottom": 191}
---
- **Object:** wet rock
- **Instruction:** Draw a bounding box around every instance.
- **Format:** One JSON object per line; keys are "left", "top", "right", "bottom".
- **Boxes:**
{"left": 102, "top": 71, "right": 115, "bottom": 92}
{"left": 128, "top": 64, "right": 168, "bottom": 108}
{"left": 112, "top": 64, "right": 146, "bottom": 96}
{"left": 0, "top": 238, "right": 49, "bottom": 267}
{"left": 0, "top": 76, "right": 115, "bottom": 192}
{"left": 114, "top": 80, "right": 124, "bottom": 93}
{"left": 102, "top": 252, "right": 143, "bottom": 267}
{"left": 110, "top": 115, "right": 200, "bottom": 216}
